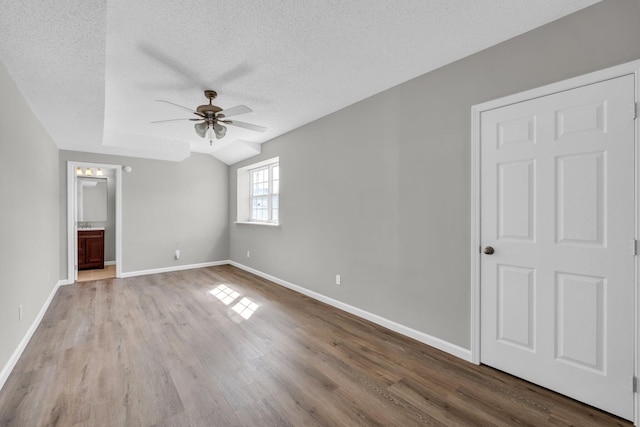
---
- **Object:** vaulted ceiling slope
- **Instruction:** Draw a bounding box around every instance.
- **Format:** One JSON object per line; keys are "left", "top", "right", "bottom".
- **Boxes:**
{"left": 0, "top": 0, "right": 599, "bottom": 164}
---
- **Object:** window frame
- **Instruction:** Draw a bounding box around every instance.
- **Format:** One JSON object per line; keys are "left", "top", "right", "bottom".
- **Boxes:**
{"left": 235, "top": 156, "right": 280, "bottom": 226}
{"left": 248, "top": 161, "right": 279, "bottom": 224}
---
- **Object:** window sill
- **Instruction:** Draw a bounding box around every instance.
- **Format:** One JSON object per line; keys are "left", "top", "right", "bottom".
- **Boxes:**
{"left": 234, "top": 221, "right": 280, "bottom": 227}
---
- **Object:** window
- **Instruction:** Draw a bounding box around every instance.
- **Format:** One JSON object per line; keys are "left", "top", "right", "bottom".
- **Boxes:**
{"left": 236, "top": 157, "right": 280, "bottom": 225}
{"left": 250, "top": 162, "right": 279, "bottom": 222}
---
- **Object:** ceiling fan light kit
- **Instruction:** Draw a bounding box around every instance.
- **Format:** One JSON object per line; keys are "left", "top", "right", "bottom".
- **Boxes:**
{"left": 153, "top": 90, "right": 266, "bottom": 146}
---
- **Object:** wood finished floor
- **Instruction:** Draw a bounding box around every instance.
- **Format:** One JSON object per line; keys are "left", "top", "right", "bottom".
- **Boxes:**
{"left": 0, "top": 265, "right": 631, "bottom": 426}
{"left": 77, "top": 264, "right": 116, "bottom": 282}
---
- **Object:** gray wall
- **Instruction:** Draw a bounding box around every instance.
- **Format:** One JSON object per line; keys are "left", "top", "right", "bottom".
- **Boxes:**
{"left": 0, "top": 61, "right": 60, "bottom": 371}
{"left": 229, "top": 0, "right": 640, "bottom": 349}
{"left": 60, "top": 151, "right": 229, "bottom": 276}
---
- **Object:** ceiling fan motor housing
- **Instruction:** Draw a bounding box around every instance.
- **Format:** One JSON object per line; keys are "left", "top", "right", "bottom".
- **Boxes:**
{"left": 197, "top": 90, "right": 222, "bottom": 116}
{"left": 197, "top": 104, "right": 222, "bottom": 115}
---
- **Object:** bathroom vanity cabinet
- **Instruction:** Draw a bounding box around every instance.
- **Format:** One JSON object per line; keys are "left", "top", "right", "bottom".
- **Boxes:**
{"left": 78, "top": 229, "right": 104, "bottom": 270}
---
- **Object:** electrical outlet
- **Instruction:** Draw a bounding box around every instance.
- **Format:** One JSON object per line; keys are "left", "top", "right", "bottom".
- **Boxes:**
{"left": 247, "top": 251, "right": 251, "bottom": 258}
{"left": 175, "top": 249, "right": 180, "bottom": 260}
{"left": 336, "top": 274, "right": 341, "bottom": 285}
{"left": 18, "top": 305, "right": 22, "bottom": 321}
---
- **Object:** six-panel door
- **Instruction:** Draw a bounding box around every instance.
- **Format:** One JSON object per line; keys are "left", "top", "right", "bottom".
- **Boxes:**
{"left": 480, "top": 74, "right": 636, "bottom": 420}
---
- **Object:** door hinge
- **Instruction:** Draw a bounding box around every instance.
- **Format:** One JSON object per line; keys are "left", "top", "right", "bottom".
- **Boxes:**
{"left": 633, "top": 376, "right": 637, "bottom": 393}
{"left": 635, "top": 102, "right": 639, "bottom": 119}
{"left": 633, "top": 239, "right": 638, "bottom": 256}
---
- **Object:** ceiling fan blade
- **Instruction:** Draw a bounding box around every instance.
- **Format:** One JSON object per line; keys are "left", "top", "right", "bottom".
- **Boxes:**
{"left": 151, "top": 118, "right": 201, "bottom": 123}
{"left": 140, "top": 43, "right": 210, "bottom": 89}
{"left": 140, "top": 44, "right": 255, "bottom": 91}
{"left": 224, "top": 120, "right": 267, "bottom": 133}
{"left": 218, "top": 105, "right": 252, "bottom": 118}
{"left": 194, "top": 122, "right": 208, "bottom": 138}
{"left": 156, "top": 99, "right": 204, "bottom": 116}
{"left": 212, "top": 63, "right": 253, "bottom": 87}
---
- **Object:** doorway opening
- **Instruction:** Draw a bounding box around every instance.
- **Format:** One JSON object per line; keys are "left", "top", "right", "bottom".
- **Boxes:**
{"left": 66, "top": 161, "right": 123, "bottom": 282}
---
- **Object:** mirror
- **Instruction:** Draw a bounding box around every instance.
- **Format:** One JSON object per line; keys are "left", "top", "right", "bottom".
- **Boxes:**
{"left": 77, "top": 177, "right": 108, "bottom": 222}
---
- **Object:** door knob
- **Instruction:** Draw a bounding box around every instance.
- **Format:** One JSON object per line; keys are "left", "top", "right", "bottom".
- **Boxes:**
{"left": 483, "top": 246, "right": 495, "bottom": 255}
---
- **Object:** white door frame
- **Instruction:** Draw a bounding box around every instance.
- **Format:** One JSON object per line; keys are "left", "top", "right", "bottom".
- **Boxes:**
{"left": 66, "top": 161, "right": 123, "bottom": 281}
{"left": 470, "top": 60, "right": 640, "bottom": 422}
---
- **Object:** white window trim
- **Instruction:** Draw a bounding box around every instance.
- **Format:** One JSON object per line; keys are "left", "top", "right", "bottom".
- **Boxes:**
{"left": 234, "top": 221, "right": 281, "bottom": 227}
{"left": 236, "top": 156, "right": 280, "bottom": 225}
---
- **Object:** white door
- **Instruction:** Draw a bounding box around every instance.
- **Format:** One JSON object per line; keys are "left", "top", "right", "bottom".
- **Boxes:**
{"left": 480, "top": 74, "right": 636, "bottom": 420}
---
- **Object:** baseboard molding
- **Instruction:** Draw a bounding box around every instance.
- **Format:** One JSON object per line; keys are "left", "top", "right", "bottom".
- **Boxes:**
{"left": 0, "top": 279, "right": 64, "bottom": 392}
{"left": 229, "top": 261, "right": 472, "bottom": 362}
{"left": 104, "top": 261, "right": 116, "bottom": 266}
{"left": 120, "top": 260, "right": 230, "bottom": 278}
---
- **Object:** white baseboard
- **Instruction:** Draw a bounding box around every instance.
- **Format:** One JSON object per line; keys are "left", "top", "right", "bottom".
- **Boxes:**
{"left": 120, "top": 260, "right": 230, "bottom": 278}
{"left": 0, "top": 279, "right": 64, "bottom": 392}
{"left": 229, "top": 261, "right": 472, "bottom": 362}
{"left": 104, "top": 261, "right": 116, "bottom": 266}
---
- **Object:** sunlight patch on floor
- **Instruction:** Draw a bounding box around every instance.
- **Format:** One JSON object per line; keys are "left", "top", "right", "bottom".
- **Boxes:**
{"left": 210, "top": 284, "right": 260, "bottom": 320}
{"left": 232, "top": 297, "right": 260, "bottom": 320}
{"left": 210, "top": 284, "right": 240, "bottom": 305}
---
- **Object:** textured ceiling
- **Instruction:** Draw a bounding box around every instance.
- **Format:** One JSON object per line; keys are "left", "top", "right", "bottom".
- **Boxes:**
{"left": 1, "top": 0, "right": 599, "bottom": 164}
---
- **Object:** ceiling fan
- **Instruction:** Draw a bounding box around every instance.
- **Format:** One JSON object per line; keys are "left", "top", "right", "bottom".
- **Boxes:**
{"left": 152, "top": 90, "right": 266, "bottom": 145}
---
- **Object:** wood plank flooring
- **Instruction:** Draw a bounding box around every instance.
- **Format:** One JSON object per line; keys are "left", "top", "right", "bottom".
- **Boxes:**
{"left": 0, "top": 265, "right": 631, "bottom": 426}
{"left": 77, "top": 264, "right": 116, "bottom": 282}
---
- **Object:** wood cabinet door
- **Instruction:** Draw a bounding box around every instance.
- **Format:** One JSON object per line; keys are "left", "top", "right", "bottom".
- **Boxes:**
{"left": 85, "top": 236, "right": 104, "bottom": 268}
{"left": 78, "top": 237, "right": 86, "bottom": 265}
{"left": 78, "top": 230, "right": 104, "bottom": 270}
